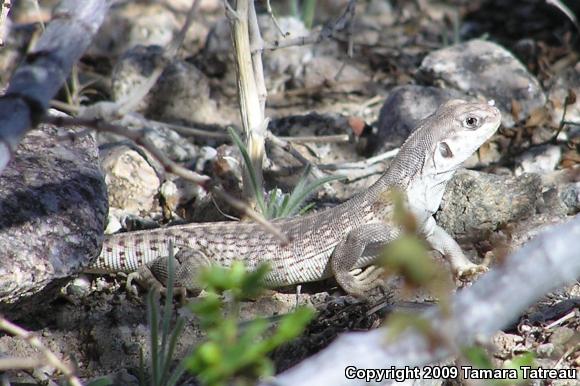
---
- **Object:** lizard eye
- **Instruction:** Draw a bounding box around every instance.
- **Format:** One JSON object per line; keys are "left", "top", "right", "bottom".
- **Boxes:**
{"left": 463, "top": 116, "right": 480, "bottom": 129}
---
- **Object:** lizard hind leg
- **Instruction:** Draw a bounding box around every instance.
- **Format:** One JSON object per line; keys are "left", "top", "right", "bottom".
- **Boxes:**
{"left": 128, "top": 247, "right": 212, "bottom": 298}
{"left": 331, "top": 223, "right": 398, "bottom": 298}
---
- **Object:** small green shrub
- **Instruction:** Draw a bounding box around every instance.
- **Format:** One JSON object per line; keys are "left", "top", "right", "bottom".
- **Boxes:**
{"left": 228, "top": 127, "right": 343, "bottom": 219}
{"left": 186, "top": 262, "right": 315, "bottom": 386}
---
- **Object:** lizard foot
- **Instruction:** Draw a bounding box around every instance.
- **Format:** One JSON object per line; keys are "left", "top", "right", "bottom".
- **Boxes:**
{"left": 126, "top": 265, "right": 188, "bottom": 302}
{"left": 336, "top": 265, "right": 385, "bottom": 298}
{"left": 454, "top": 263, "right": 488, "bottom": 282}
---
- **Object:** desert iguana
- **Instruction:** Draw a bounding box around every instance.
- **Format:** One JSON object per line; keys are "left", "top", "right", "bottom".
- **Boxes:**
{"left": 86, "top": 100, "right": 502, "bottom": 297}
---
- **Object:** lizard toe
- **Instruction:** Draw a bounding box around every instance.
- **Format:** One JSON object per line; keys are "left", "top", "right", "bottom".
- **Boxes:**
{"left": 455, "top": 263, "right": 488, "bottom": 281}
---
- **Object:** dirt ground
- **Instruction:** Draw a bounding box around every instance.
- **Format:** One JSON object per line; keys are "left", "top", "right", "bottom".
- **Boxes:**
{"left": 0, "top": 0, "right": 579, "bottom": 385}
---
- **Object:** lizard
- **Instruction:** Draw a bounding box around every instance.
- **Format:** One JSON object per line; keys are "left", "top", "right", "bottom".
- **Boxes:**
{"left": 85, "top": 99, "right": 502, "bottom": 297}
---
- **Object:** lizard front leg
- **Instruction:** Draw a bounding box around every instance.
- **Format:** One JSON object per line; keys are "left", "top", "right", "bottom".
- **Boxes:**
{"left": 331, "top": 223, "right": 399, "bottom": 298}
{"left": 422, "top": 217, "right": 487, "bottom": 280}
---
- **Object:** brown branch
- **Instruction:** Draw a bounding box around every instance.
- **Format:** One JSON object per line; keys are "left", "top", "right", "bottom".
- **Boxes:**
{"left": 43, "top": 115, "right": 288, "bottom": 244}
{"left": 0, "top": 0, "right": 11, "bottom": 46}
{"left": 0, "top": 316, "right": 83, "bottom": 386}
{"left": 115, "top": 0, "right": 201, "bottom": 117}
{"left": 0, "top": 0, "right": 109, "bottom": 174}
{"left": 260, "top": 0, "right": 356, "bottom": 51}
{"left": 228, "top": 0, "right": 268, "bottom": 208}
{"left": 264, "top": 215, "right": 580, "bottom": 386}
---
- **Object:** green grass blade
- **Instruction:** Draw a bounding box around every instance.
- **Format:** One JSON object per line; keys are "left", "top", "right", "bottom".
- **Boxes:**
{"left": 227, "top": 127, "right": 267, "bottom": 214}
{"left": 159, "top": 242, "right": 176, "bottom": 384}
{"left": 147, "top": 290, "right": 160, "bottom": 386}
{"left": 160, "top": 317, "right": 185, "bottom": 386}
{"left": 283, "top": 167, "right": 344, "bottom": 217}
{"left": 160, "top": 243, "right": 175, "bottom": 367}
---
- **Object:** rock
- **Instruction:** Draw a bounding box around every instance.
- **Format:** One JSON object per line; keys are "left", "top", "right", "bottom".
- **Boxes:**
{"left": 259, "top": 15, "right": 312, "bottom": 93}
{"left": 202, "top": 16, "right": 312, "bottom": 92}
{"left": 559, "top": 182, "right": 580, "bottom": 214}
{"left": 112, "top": 46, "right": 229, "bottom": 126}
{"left": 418, "top": 39, "right": 546, "bottom": 127}
{"left": 147, "top": 59, "right": 228, "bottom": 125}
{"left": 302, "top": 55, "right": 369, "bottom": 91}
{"left": 376, "top": 85, "right": 470, "bottom": 151}
{"left": 147, "top": 125, "right": 200, "bottom": 162}
{"left": 159, "top": 177, "right": 205, "bottom": 219}
{"left": 100, "top": 145, "right": 160, "bottom": 216}
{"left": 505, "top": 214, "right": 570, "bottom": 253}
{"left": 515, "top": 144, "right": 561, "bottom": 176}
{"left": 548, "top": 327, "right": 575, "bottom": 357}
{"left": 90, "top": 2, "right": 177, "bottom": 57}
{"left": 436, "top": 170, "right": 542, "bottom": 241}
{"left": 492, "top": 332, "right": 525, "bottom": 359}
{"left": 536, "top": 343, "right": 554, "bottom": 358}
{"left": 547, "top": 61, "right": 580, "bottom": 134}
{"left": 111, "top": 44, "right": 164, "bottom": 110}
{"left": 0, "top": 121, "right": 106, "bottom": 309}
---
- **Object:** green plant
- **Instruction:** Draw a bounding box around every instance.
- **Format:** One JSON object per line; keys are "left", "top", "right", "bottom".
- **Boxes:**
{"left": 463, "top": 346, "right": 536, "bottom": 385}
{"left": 140, "top": 246, "right": 188, "bottom": 386}
{"left": 86, "top": 378, "right": 113, "bottom": 386}
{"left": 287, "top": 0, "right": 317, "bottom": 29}
{"left": 228, "top": 127, "right": 343, "bottom": 219}
{"left": 185, "top": 261, "right": 315, "bottom": 386}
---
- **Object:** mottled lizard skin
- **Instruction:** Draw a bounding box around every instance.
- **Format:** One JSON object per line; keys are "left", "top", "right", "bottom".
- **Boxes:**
{"left": 86, "top": 100, "right": 502, "bottom": 297}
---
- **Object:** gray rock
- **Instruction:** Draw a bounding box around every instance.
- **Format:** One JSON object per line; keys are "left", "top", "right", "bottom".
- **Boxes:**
{"left": 506, "top": 213, "right": 570, "bottom": 252}
{"left": 100, "top": 145, "right": 160, "bottom": 216}
{"left": 559, "top": 182, "right": 580, "bottom": 214}
{"left": 111, "top": 44, "right": 164, "bottom": 109}
{"left": 147, "top": 59, "right": 229, "bottom": 125}
{"left": 141, "top": 121, "right": 200, "bottom": 162}
{"left": 0, "top": 122, "right": 106, "bottom": 309}
{"left": 437, "top": 170, "right": 542, "bottom": 240}
{"left": 112, "top": 46, "right": 229, "bottom": 126}
{"left": 418, "top": 39, "right": 546, "bottom": 127}
{"left": 99, "top": 116, "right": 199, "bottom": 163}
{"left": 302, "top": 55, "right": 369, "bottom": 91}
{"left": 202, "top": 16, "right": 312, "bottom": 93}
{"left": 515, "top": 144, "right": 561, "bottom": 176}
{"left": 260, "top": 15, "right": 312, "bottom": 93}
{"left": 90, "top": 2, "right": 177, "bottom": 57}
{"left": 376, "top": 85, "right": 469, "bottom": 151}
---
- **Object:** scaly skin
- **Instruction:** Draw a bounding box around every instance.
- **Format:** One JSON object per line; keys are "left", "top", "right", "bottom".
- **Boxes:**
{"left": 86, "top": 100, "right": 502, "bottom": 297}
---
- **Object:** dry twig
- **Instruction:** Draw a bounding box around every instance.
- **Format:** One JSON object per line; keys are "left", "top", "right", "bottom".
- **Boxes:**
{"left": 264, "top": 215, "right": 580, "bottom": 386}
{"left": 0, "top": 0, "right": 11, "bottom": 46}
{"left": 44, "top": 115, "right": 288, "bottom": 244}
{"left": 114, "top": 0, "right": 200, "bottom": 117}
{"left": 227, "top": 0, "right": 269, "bottom": 207}
{"left": 0, "top": 0, "right": 109, "bottom": 174}
{"left": 260, "top": 0, "right": 356, "bottom": 51}
{"left": 0, "top": 316, "right": 82, "bottom": 386}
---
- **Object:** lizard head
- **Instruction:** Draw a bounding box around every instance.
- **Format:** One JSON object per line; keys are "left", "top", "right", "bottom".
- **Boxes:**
{"left": 421, "top": 99, "right": 501, "bottom": 176}
{"left": 381, "top": 99, "right": 501, "bottom": 214}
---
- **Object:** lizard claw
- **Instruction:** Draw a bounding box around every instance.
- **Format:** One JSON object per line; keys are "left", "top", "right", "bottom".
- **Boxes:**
{"left": 336, "top": 265, "right": 385, "bottom": 298}
{"left": 455, "top": 263, "right": 488, "bottom": 281}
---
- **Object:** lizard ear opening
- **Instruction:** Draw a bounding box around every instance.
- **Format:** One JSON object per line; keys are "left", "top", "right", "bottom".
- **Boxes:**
{"left": 439, "top": 142, "right": 454, "bottom": 158}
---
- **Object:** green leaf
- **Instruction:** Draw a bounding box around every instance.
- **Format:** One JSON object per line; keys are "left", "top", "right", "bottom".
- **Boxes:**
{"left": 85, "top": 378, "right": 113, "bottom": 386}
{"left": 239, "top": 263, "right": 270, "bottom": 299}
{"left": 270, "top": 307, "right": 315, "bottom": 346}
{"left": 198, "top": 342, "right": 223, "bottom": 366}
{"left": 227, "top": 127, "right": 266, "bottom": 214}
{"left": 281, "top": 166, "right": 344, "bottom": 217}
{"left": 462, "top": 345, "right": 494, "bottom": 369}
